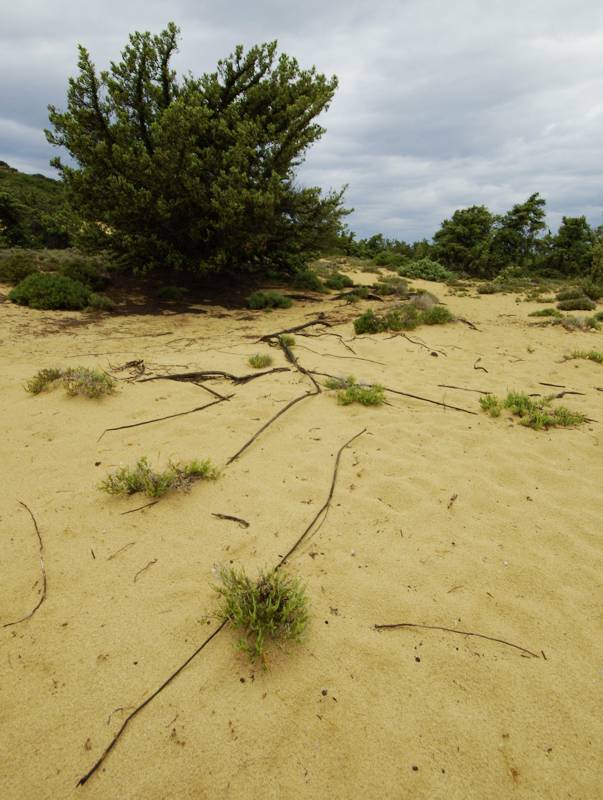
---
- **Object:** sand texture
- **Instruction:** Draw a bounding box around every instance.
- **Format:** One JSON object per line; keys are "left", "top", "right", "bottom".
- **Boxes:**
{"left": 1, "top": 274, "right": 602, "bottom": 799}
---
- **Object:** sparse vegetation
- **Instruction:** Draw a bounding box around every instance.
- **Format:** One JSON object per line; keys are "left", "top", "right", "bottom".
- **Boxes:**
{"left": 557, "top": 297, "right": 596, "bottom": 311}
{"left": 325, "top": 375, "right": 385, "bottom": 406}
{"left": 248, "top": 353, "right": 273, "bottom": 369}
{"left": 563, "top": 350, "right": 603, "bottom": 364}
{"left": 100, "top": 456, "right": 217, "bottom": 498}
{"left": 278, "top": 334, "right": 296, "bottom": 347}
{"left": 88, "top": 293, "right": 115, "bottom": 311}
{"left": 214, "top": 566, "right": 309, "bottom": 665}
{"left": 353, "top": 301, "right": 454, "bottom": 334}
{"left": 421, "top": 305, "right": 454, "bottom": 325}
{"left": 477, "top": 283, "right": 497, "bottom": 294}
{"left": 556, "top": 287, "right": 585, "bottom": 301}
{"left": 324, "top": 272, "right": 354, "bottom": 290}
{"left": 25, "top": 366, "right": 115, "bottom": 397}
{"left": 247, "top": 290, "right": 293, "bottom": 310}
{"left": 480, "top": 391, "right": 586, "bottom": 430}
{"left": 9, "top": 272, "right": 90, "bottom": 310}
{"left": 528, "top": 307, "right": 563, "bottom": 317}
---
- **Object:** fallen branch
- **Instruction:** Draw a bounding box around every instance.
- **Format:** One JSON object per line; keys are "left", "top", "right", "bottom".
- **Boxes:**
{"left": 539, "top": 382, "right": 565, "bottom": 389}
{"left": 107, "top": 542, "right": 135, "bottom": 559}
{"left": 399, "top": 333, "right": 447, "bottom": 357}
{"left": 374, "top": 621, "right": 541, "bottom": 658}
{"left": 438, "top": 384, "right": 491, "bottom": 395}
{"left": 2, "top": 501, "right": 46, "bottom": 629}
{"left": 133, "top": 559, "right": 158, "bottom": 583}
{"left": 120, "top": 501, "right": 159, "bottom": 516}
{"left": 375, "top": 622, "right": 540, "bottom": 658}
{"left": 97, "top": 396, "right": 231, "bottom": 441}
{"left": 295, "top": 343, "right": 384, "bottom": 365}
{"left": 277, "top": 338, "right": 322, "bottom": 392}
{"left": 211, "top": 513, "right": 250, "bottom": 529}
{"left": 258, "top": 318, "right": 331, "bottom": 343}
{"left": 473, "top": 358, "right": 488, "bottom": 373}
{"left": 300, "top": 331, "right": 357, "bottom": 354}
{"left": 458, "top": 317, "right": 480, "bottom": 331}
{"left": 138, "top": 367, "right": 290, "bottom": 386}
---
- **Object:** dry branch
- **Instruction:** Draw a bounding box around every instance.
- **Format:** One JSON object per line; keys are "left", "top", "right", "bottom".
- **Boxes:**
{"left": 473, "top": 358, "right": 488, "bottom": 373}
{"left": 438, "top": 384, "right": 491, "bottom": 395}
{"left": 458, "top": 317, "right": 480, "bottom": 331}
{"left": 138, "top": 367, "right": 290, "bottom": 386}
{"left": 2, "top": 502, "right": 47, "bottom": 629}
{"left": 120, "top": 501, "right": 159, "bottom": 516}
{"left": 374, "top": 621, "right": 541, "bottom": 658}
{"left": 211, "top": 513, "right": 250, "bottom": 528}
{"left": 258, "top": 318, "right": 331, "bottom": 343}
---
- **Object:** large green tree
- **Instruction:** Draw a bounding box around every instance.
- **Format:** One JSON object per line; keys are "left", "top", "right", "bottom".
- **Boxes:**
{"left": 432, "top": 205, "right": 498, "bottom": 277}
{"left": 46, "top": 23, "right": 347, "bottom": 273}
{"left": 544, "top": 215, "right": 595, "bottom": 276}
{"left": 491, "top": 192, "right": 547, "bottom": 268}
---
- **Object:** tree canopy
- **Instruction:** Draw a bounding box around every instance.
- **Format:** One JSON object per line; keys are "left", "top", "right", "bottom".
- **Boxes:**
{"left": 46, "top": 22, "right": 347, "bottom": 273}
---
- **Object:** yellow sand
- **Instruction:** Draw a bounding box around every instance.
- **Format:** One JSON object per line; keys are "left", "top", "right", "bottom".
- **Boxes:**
{"left": 1, "top": 275, "right": 602, "bottom": 799}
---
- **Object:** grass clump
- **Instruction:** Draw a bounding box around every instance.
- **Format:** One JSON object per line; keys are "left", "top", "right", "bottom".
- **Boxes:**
{"left": 556, "top": 287, "right": 584, "bottom": 301}
{"left": 100, "top": 456, "right": 217, "bottom": 498}
{"left": 557, "top": 297, "right": 596, "bottom": 311}
{"left": 9, "top": 272, "right": 90, "bottom": 310}
{"left": 480, "top": 391, "right": 586, "bottom": 430}
{"left": 247, "top": 290, "right": 292, "bottom": 310}
{"left": 278, "top": 334, "right": 296, "bottom": 347}
{"left": 291, "top": 269, "right": 325, "bottom": 292}
{"left": 325, "top": 375, "right": 385, "bottom": 406}
{"left": 324, "top": 272, "right": 354, "bottom": 290}
{"left": 353, "top": 309, "right": 382, "bottom": 334}
{"left": 25, "top": 366, "right": 115, "bottom": 397}
{"left": 353, "top": 302, "right": 453, "bottom": 334}
{"left": 528, "top": 307, "right": 563, "bottom": 317}
{"left": 214, "top": 566, "right": 309, "bottom": 665}
{"left": 564, "top": 350, "right": 603, "bottom": 364}
{"left": 248, "top": 353, "right": 273, "bottom": 369}
{"left": 421, "top": 305, "right": 454, "bottom": 325}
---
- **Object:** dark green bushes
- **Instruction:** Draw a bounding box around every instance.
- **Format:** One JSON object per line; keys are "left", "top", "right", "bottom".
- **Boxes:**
{"left": 9, "top": 272, "right": 90, "bottom": 310}
{"left": 247, "top": 290, "right": 293, "bottom": 309}
{"left": 353, "top": 302, "right": 454, "bottom": 334}
{"left": 398, "top": 258, "right": 454, "bottom": 282}
{"left": 557, "top": 297, "right": 596, "bottom": 311}
{"left": 0, "top": 252, "right": 38, "bottom": 284}
{"left": 324, "top": 272, "right": 354, "bottom": 290}
{"left": 291, "top": 269, "right": 325, "bottom": 292}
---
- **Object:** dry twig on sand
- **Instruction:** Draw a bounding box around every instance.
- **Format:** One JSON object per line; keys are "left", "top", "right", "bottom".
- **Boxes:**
{"left": 2, "top": 502, "right": 46, "bottom": 629}
{"left": 212, "top": 513, "right": 250, "bottom": 528}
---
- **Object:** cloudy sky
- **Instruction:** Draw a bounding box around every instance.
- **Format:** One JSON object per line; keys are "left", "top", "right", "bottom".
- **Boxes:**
{"left": 2, "top": 0, "right": 603, "bottom": 240}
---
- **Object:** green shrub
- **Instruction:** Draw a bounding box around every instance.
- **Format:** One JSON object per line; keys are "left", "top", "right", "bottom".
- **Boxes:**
{"left": 479, "top": 394, "right": 502, "bottom": 417}
{"left": 528, "top": 307, "right": 563, "bottom": 317}
{"left": 215, "top": 566, "right": 309, "bottom": 665}
{"left": 291, "top": 269, "right": 325, "bottom": 292}
{"left": 477, "top": 283, "right": 497, "bottom": 294}
{"left": 353, "top": 309, "right": 382, "bottom": 334}
{"left": 421, "top": 305, "right": 454, "bottom": 325}
{"left": 557, "top": 297, "right": 596, "bottom": 311}
{"left": 581, "top": 281, "right": 603, "bottom": 301}
{"left": 25, "top": 366, "right": 115, "bottom": 397}
{"left": 564, "top": 350, "right": 603, "bottom": 364}
{"left": 324, "top": 272, "right": 354, "bottom": 290}
{"left": 382, "top": 305, "right": 420, "bottom": 330}
{"left": 353, "top": 302, "right": 453, "bottom": 334}
{"left": 100, "top": 456, "right": 217, "bottom": 498}
{"left": 247, "top": 290, "right": 293, "bottom": 309}
{"left": 480, "top": 391, "right": 586, "bottom": 430}
{"left": 0, "top": 252, "right": 37, "bottom": 284}
{"left": 325, "top": 375, "right": 385, "bottom": 406}
{"left": 248, "top": 353, "right": 273, "bottom": 368}
{"left": 556, "top": 287, "right": 584, "bottom": 301}
{"left": 374, "top": 276, "right": 410, "bottom": 297}
{"left": 560, "top": 315, "right": 600, "bottom": 331}
{"left": 156, "top": 285, "right": 188, "bottom": 301}
{"left": 59, "top": 257, "right": 107, "bottom": 290}
{"left": 399, "top": 257, "right": 454, "bottom": 282}
{"left": 9, "top": 272, "right": 90, "bottom": 310}
{"left": 88, "top": 293, "right": 115, "bottom": 311}
{"left": 278, "top": 334, "right": 296, "bottom": 347}
{"left": 594, "top": 311, "right": 603, "bottom": 322}
{"left": 373, "top": 251, "right": 407, "bottom": 268}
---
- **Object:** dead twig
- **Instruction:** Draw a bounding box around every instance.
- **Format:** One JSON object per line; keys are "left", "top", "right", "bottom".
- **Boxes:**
{"left": 107, "top": 542, "right": 135, "bottom": 559}
{"left": 138, "top": 368, "right": 290, "bottom": 386}
{"left": 539, "top": 382, "right": 565, "bottom": 389}
{"left": 438, "top": 384, "right": 491, "bottom": 395}
{"left": 295, "top": 343, "right": 384, "bottom": 365}
{"left": 211, "top": 513, "right": 250, "bottom": 529}
{"left": 374, "top": 622, "right": 541, "bottom": 658}
{"left": 258, "top": 318, "right": 331, "bottom": 343}
{"left": 473, "top": 358, "right": 488, "bottom": 373}
{"left": 300, "top": 331, "right": 357, "bottom": 354}
{"left": 277, "top": 338, "right": 322, "bottom": 392}
{"left": 133, "top": 559, "right": 158, "bottom": 583}
{"left": 120, "top": 501, "right": 159, "bottom": 516}
{"left": 447, "top": 493, "right": 458, "bottom": 509}
{"left": 458, "top": 317, "right": 480, "bottom": 331}
{"left": 2, "top": 502, "right": 46, "bottom": 629}
{"left": 97, "top": 396, "right": 231, "bottom": 442}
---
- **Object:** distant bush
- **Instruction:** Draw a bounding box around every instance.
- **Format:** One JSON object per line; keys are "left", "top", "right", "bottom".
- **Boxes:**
{"left": 556, "top": 287, "right": 584, "bottom": 301}
{"left": 560, "top": 315, "right": 600, "bottom": 331}
{"left": 88, "top": 293, "right": 115, "bottom": 311}
{"left": 411, "top": 290, "right": 439, "bottom": 310}
{"left": 399, "top": 258, "right": 454, "bottom": 282}
{"left": 353, "top": 309, "right": 382, "bottom": 334}
{"left": 374, "top": 276, "right": 410, "bottom": 297}
{"left": 26, "top": 366, "right": 115, "bottom": 397}
{"left": 581, "top": 281, "right": 603, "bottom": 301}
{"left": 0, "top": 252, "right": 37, "bottom": 284}
{"left": 100, "top": 456, "right": 217, "bottom": 498}
{"left": 247, "top": 290, "right": 292, "bottom": 309}
{"left": 156, "top": 285, "right": 188, "bottom": 301}
{"left": 324, "top": 272, "right": 354, "bottom": 290}
{"left": 9, "top": 272, "right": 90, "bottom": 310}
{"left": 480, "top": 391, "right": 586, "bottom": 430}
{"left": 373, "top": 251, "right": 407, "bottom": 268}
{"left": 477, "top": 283, "right": 497, "bottom": 294}
{"left": 528, "top": 307, "right": 563, "bottom": 318}
{"left": 353, "top": 302, "right": 453, "bottom": 334}
{"left": 563, "top": 350, "right": 603, "bottom": 364}
{"left": 422, "top": 305, "right": 454, "bottom": 325}
{"left": 291, "top": 269, "right": 325, "bottom": 292}
{"left": 557, "top": 297, "right": 596, "bottom": 311}
{"left": 59, "top": 257, "right": 108, "bottom": 290}
{"left": 248, "top": 353, "right": 273, "bottom": 369}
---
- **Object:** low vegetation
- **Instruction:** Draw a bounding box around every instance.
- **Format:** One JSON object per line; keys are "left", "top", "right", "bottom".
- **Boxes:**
{"left": 214, "top": 566, "right": 309, "bottom": 665}
{"left": 25, "top": 366, "right": 115, "bottom": 398}
{"left": 563, "top": 350, "right": 603, "bottom": 364}
{"left": 9, "top": 272, "right": 90, "bottom": 310}
{"left": 480, "top": 391, "right": 587, "bottom": 430}
{"left": 528, "top": 307, "right": 563, "bottom": 317}
{"left": 247, "top": 290, "right": 293, "bottom": 310}
{"left": 99, "top": 456, "right": 217, "bottom": 498}
{"left": 557, "top": 297, "right": 596, "bottom": 311}
{"left": 325, "top": 375, "right": 385, "bottom": 406}
{"left": 353, "top": 301, "right": 454, "bottom": 334}
{"left": 248, "top": 353, "right": 273, "bottom": 369}
{"left": 291, "top": 269, "right": 325, "bottom": 292}
{"left": 278, "top": 334, "right": 296, "bottom": 347}
{"left": 398, "top": 257, "right": 454, "bottom": 282}
{"left": 324, "top": 272, "right": 354, "bottom": 290}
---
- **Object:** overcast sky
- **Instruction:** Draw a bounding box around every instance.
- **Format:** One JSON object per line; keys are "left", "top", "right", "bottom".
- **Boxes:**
{"left": 2, "top": 0, "right": 603, "bottom": 240}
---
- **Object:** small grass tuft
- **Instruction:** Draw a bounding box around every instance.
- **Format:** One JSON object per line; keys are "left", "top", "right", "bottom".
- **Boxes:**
{"left": 99, "top": 456, "right": 217, "bottom": 498}
{"left": 25, "top": 366, "right": 115, "bottom": 397}
{"left": 247, "top": 290, "right": 292, "bottom": 310}
{"left": 479, "top": 394, "right": 502, "bottom": 417}
{"left": 215, "top": 566, "right": 309, "bottom": 666}
{"left": 325, "top": 375, "right": 385, "bottom": 406}
{"left": 248, "top": 353, "right": 273, "bottom": 369}
{"left": 278, "top": 334, "right": 296, "bottom": 347}
{"left": 564, "top": 350, "right": 603, "bottom": 364}
{"left": 528, "top": 307, "right": 563, "bottom": 317}
{"left": 480, "top": 391, "right": 586, "bottom": 430}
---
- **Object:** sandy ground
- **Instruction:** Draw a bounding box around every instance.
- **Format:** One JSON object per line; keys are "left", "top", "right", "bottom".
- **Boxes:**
{"left": 1, "top": 273, "right": 602, "bottom": 800}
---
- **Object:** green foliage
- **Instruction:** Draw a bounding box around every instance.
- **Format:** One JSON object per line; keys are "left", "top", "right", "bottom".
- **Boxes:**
{"left": 528, "top": 307, "right": 563, "bottom": 317}
{"left": 325, "top": 375, "right": 385, "bottom": 406}
{"left": 353, "top": 301, "right": 453, "bottom": 334}
{"left": 247, "top": 290, "right": 292, "bottom": 309}
{"left": 278, "top": 334, "right": 296, "bottom": 346}
{"left": 88, "top": 293, "right": 115, "bottom": 311}
{"left": 215, "top": 566, "right": 308, "bottom": 665}
{"left": 545, "top": 216, "right": 595, "bottom": 276}
{"left": 581, "top": 281, "right": 603, "bottom": 301}
{"left": 25, "top": 366, "right": 115, "bottom": 397}
{"left": 480, "top": 391, "right": 586, "bottom": 430}
{"left": 46, "top": 24, "right": 347, "bottom": 274}
{"left": 353, "top": 309, "right": 382, "bottom": 334}
{"left": 477, "top": 282, "right": 498, "bottom": 294}
{"left": 557, "top": 297, "right": 596, "bottom": 311}
{"left": 560, "top": 315, "right": 600, "bottom": 331}
{"left": 564, "top": 350, "right": 603, "bottom": 364}
{"left": 100, "top": 456, "right": 217, "bottom": 498}
{"left": 291, "top": 269, "right": 325, "bottom": 292}
{"left": 324, "top": 271, "right": 354, "bottom": 290}
{"left": 0, "top": 251, "right": 38, "bottom": 284}
{"left": 556, "top": 287, "right": 584, "bottom": 301}
{"left": 248, "top": 353, "right": 273, "bottom": 368}
{"left": 156, "top": 285, "right": 188, "bottom": 301}
{"left": 9, "top": 272, "right": 90, "bottom": 309}
{"left": 373, "top": 250, "right": 407, "bottom": 268}
{"left": 491, "top": 193, "right": 547, "bottom": 268}
{"left": 421, "top": 305, "right": 454, "bottom": 325}
{"left": 398, "top": 257, "right": 454, "bottom": 282}
{"left": 59, "top": 257, "right": 107, "bottom": 289}
{"left": 374, "top": 276, "right": 410, "bottom": 297}
{"left": 433, "top": 205, "right": 499, "bottom": 277}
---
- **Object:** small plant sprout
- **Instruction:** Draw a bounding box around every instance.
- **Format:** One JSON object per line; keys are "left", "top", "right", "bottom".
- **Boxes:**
{"left": 248, "top": 353, "right": 273, "bottom": 369}
{"left": 25, "top": 366, "right": 115, "bottom": 398}
{"left": 480, "top": 391, "right": 586, "bottom": 430}
{"left": 563, "top": 350, "right": 603, "bottom": 364}
{"left": 325, "top": 375, "right": 385, "bottom": 406}
{"left": 215, "top": 566, "right": 309, "bottom": 666}
{"left": 99, "top": 456, "right": 217, "bottom": 498}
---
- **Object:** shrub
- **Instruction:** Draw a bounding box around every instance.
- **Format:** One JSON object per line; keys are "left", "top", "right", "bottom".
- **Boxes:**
{"left": 100, "top": 456, "right": 217, "bottom": 498}
{"left": 278, "top": 334, "right": 295, "bottom": 347}
{"left": 399, "top": 257, "right": 454, "bottom": 282}
{"left": 528, "top": 308, "right": 563, "bottom": 317}
{"left": 248, "top": 353, "right": 273, "bottom": 369}
{"left": 25, "top": 366, "right": 115, "bottom": 397}
{"left": 374, "top": 276, "right": 410, "bottom": 297}
{"left": 325, "top": 375, "right": 385, "bottom": 406}
{"left": 291, "top": 269, "right": 325, "bottom": 292}
{"left": 324, "top": 272, "right": 354, "bottom": 290}
{"left": 594, "top": 311, "right": 603, "bottom": 322}
{"left": 353, "top": 309, "right": 382, "bottom": 334}
{"left": 0, "top": 252, "right": 37, "bottom": 284}
{"left": 382, "top": 305, "right": 420, "bottom": 331}
{"left": 9, "top": 272, "right": 90, "bottom": 310}
{"left": 581, "top": 281, "right": 603, "bottom": 301}
{"left": 556, "top": 287, "right": 584, "bottom": 301}
{"left": 560, "top": 315, "right": 600, "bottom": 331}
{"left": 564, "top": 350, "right": 603, "bottom": 364}
{"left": 88, "top": 293, "right": 115, "bottom": 311}
{"left": 59, "top": 257, "right": 107, "bottom": 290}
{"left": 215, "top": 566, "right": 309, "bottom": 665}
{"left": 373, "top": 251, "right": 407, "bottom": 268}
{"left": 557, "top": 297, "right": 596, "bottom": 311}
{"left": 247, "top": 290, "right": 293, "bottom": 309}
{"left": 156, "top": 285, "right": 188, "bottom": 301}
{"left": 477, "top": 283, "right": 497, "bottom": 294}
{"left": 421, "top": 305, "right": 454, "bottom": 325}
{"left": 480, "top": 391, "right": 586, "bottom": 430}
